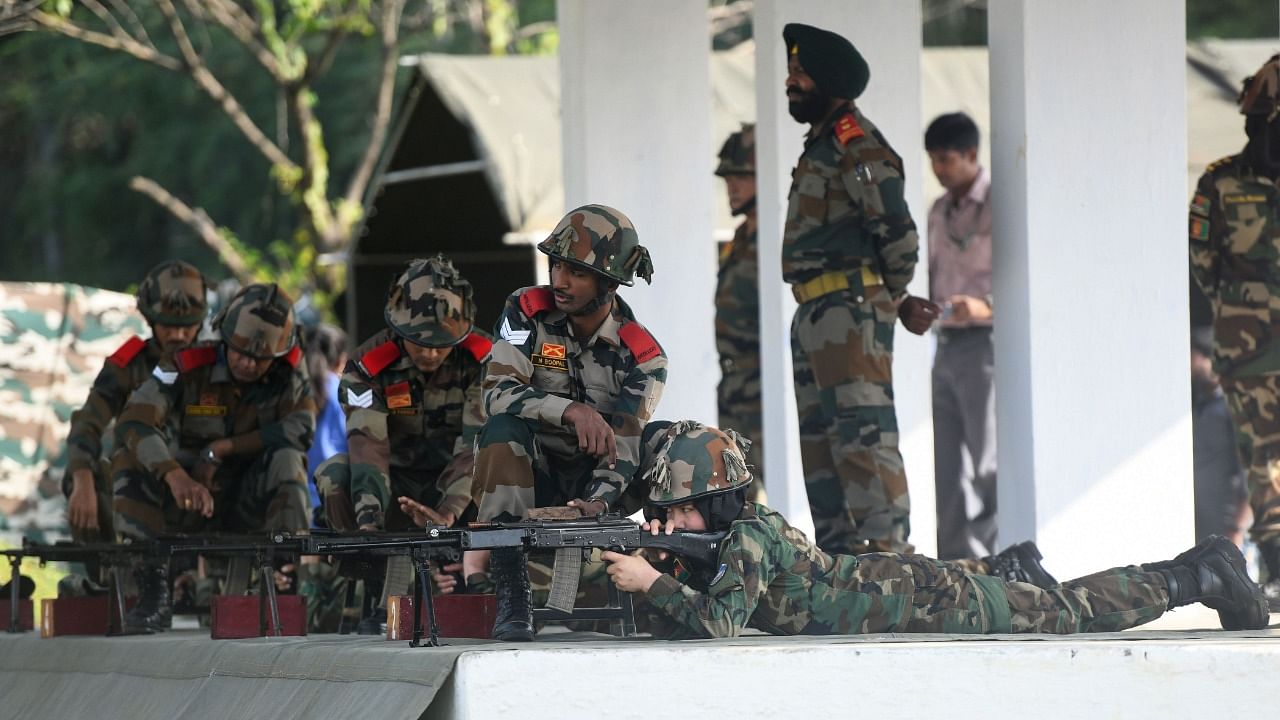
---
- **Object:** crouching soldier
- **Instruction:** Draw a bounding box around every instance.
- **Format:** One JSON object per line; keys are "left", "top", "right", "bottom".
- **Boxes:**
{"left": 114, "top": 283, "right": 315, "bottom": 633}
{"left": 65, "top": 260, "right": 207, "bottom": 546}
{"left": 473, "top": 204, "right": 667, "bottom": 641}
{"left": 602, "top": 422, "right": 1270, "bottom": 638}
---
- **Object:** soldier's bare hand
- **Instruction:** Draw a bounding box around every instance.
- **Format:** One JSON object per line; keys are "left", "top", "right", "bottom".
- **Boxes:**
{"left": 567, "top": 498, "right": 605, "bottom": 517}
{"left": 398, "top": 496, "right": 455, "bottom": 528}
{"left": 898, "top": 295, "right": 941, "bottom": 335}
{"left": 164, "top": 468, "right": 215, "bottom": 518}
{"left": 431, "top": 562, "right": 464, "bottom": 595}
{"left": 946, "top": 294, "right": 991, "bottom": 325}
{"left": 562, "top": 402, "right": 617, "bottom": 467}
{"left": 67, "top": 469, "right": 99, "bottom": 531}
{"left": 602, "top": 550, "right": 662, "bottom": 593}
{"left": 641, "top": 519, "right": 675, "bottom": 536}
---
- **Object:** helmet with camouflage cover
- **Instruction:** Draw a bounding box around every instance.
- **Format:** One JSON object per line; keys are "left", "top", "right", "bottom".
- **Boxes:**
{"left": 1240, "top": 54, "right": 1280, "bottom": 119}
{"left": 214, "top": 283, "right": 297, "bottom": 359}
{"left": 715, "top": 123, "right": 756, "bottom": 177}
{"left": 537, "top": 204, "right": 654, "bottom": 287}
{"left": 384, "top": 255, "right": 476, "bottom": 347}
{"left": 136, "top": 260, "right": 207, "bottom": 326}
{"left": 644, "top": 421, "right": 753, "bottom": 507}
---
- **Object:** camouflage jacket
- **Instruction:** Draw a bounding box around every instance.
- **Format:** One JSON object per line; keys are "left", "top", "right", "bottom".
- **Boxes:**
{"left": 645, "top": 503, "right": 903, "bottom": 638}
{"left": 66, "top": 335, "right": 163, "bottom": 475}
{"left": 783, "top": 102, "right": 919, "bottom": 297}
{"left": 486, "top": 287, "right": 667, "bottom": 508}
{"left": 116, "top": 342, "right": 315, "bottom": 478}
{"left": 715, "top": 222, "right": 761, "bottom": 381}
{"left": 339, "top": 328, "right": 491, "bottom": 518}
{"left": 1190, "top": 152, "right": 1280, "bottom": 377}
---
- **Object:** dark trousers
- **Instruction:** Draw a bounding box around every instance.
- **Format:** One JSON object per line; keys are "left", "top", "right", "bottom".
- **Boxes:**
{"left": 932, "top": 327, "right": 998, "bottom": 559}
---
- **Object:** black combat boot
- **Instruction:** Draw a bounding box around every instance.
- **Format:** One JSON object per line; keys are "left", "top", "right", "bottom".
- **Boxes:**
{"left": 1143, "top": 535, "right": 1269, "bottom": 631}
{"left": 983, "top": 541, "right": 1059, "bottom": 589}
{"left": 122, "top": 563, "right": 172, "bottom": 634}
{"left": 1258, "top": 540, "right": 1280, "bottom": 612}
{"left": 490, "top": 548, "right": 534, "bottom": 642}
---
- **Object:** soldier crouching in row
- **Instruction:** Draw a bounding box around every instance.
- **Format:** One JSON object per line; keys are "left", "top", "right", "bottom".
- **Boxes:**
{"left": 600, "top": 422, "right": 1269, "bottom": 639}
{"left": 113, "top": 283, "right": 315, "bottom": 634}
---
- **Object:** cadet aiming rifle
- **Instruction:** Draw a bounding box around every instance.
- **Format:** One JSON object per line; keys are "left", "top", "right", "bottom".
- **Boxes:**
{"left": 180, "top": 515, "right": 725, "bottom": 646}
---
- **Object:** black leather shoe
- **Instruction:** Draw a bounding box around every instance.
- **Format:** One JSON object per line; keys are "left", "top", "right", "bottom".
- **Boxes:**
{"left": 1145, "top": 535, "right": 1269, "bottom": 631}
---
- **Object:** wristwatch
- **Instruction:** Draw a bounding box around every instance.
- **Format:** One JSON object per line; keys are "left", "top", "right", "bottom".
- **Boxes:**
{"left": 201, "top": 446, "right": 221, "bottom": 466}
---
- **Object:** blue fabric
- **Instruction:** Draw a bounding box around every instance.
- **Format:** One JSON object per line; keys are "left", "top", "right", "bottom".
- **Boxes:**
{"left": 307, "top": 372, "right": 347, "bottom": 526}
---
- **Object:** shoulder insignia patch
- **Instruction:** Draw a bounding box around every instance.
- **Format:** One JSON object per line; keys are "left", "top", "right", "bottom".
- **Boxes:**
{"left": 1190, "top": 216, "right": 1210, "bottom": 242}
{"left": 710, "top": 563, "right": 728, "bottom": 586}
{"left": 619, "top": 322, "right": 661, "bottom": 364}
{"left": 518, "top": 287, "right": 556, "bottom": 318}
{"left": 284, "top": 345, "right": 303, "bottom": 369}
{"left": 107, "top": 335, "right": 147, "bottom": 368}
{"left": 500, "top": 316, "right": 531, "bottom": 346}
{"left": 459, "top": 332, "right": 494, "bottom": 362}
{"left": 360, "top": 340, "right": 401, "bottom": 377}
{"left": 1190, "top": 193, "right": 1211, "bottom": 217}
{"left": 345, "top": 388, "right": 373, "bottom": 408}
{"left": 175, "top": 346, "right": 217, "bottom": 373}
{"left": 834, "top": 112, "right": 864, "bottom": 145}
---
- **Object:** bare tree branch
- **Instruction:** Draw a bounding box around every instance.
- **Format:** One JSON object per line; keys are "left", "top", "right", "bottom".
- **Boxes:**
{"left": 81, "top": 0, "right": 132, "bottom": 43}
{"left": 342, "top": 0, "right": 405, "bottom": 220}
{"left": 129, "top": 176, "right": 255, "bottom": 283}
{"left": 30, "top": 12, "right": 182, "bottom": 71}
{"left": 154, "top": 0, "right": 295, "bottom": 170}
{"left": 106, "top": 0, "right": 154, "bottom": 48}
{"left": 290, "top": 90, "right": 339, "bottom": 248}
{"left": 194, "top": 0, "right": 281, "bottom": 81}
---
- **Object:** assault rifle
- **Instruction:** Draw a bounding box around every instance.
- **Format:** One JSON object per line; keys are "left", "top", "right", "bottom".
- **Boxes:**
{"left": 179, "top": 514, "right": 726, "bottom": 646}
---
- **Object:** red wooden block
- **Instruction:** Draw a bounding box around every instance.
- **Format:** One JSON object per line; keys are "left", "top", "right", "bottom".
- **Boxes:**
{"left": 0, "top": 599, "right": 34, "bottom": 632}
{"left": 209, "top": 595, "right": 307, "bottom": 639}
{"left": 387, "top": 594, "right": 496, "bottom": 640}
{"left": 40, "top": 595, "right": 137, "bottom": 637}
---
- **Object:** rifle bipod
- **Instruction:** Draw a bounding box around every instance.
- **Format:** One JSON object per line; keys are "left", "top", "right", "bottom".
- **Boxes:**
{"left": 409, "top": 548, "right": 442, "bottom": 647}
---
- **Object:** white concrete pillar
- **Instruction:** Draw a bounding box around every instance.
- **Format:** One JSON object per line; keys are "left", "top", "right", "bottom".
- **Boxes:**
{"left": 754, "top": 1, "right": 931, "bottom": 549}
{"left": 557, "top": 0, "right": 717, "bottom": 425}
{"left": 989, "top": 1, "right": 1190, "bottom": 579}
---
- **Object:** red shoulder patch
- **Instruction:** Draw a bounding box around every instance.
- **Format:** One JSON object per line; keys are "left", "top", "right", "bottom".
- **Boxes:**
{"left": 107, "top": 336, "right": 146, "bottom": 368}
{"left": 175, "top": 346, "right": 218, "bottom": 373}
{"left": 618, "top": 322, "right": 661, "bottom": 364}
{"left": 518, "top": 287, "right": 556, "bottom": 318}
{"left": 834, "top": 112, "right": 864, "bottom": 145}
{"left": 360, "top": 340, "right": 402, "bottom": 377}
{"left": 284, "top": 345, "right": 303, "bottom": 369}
{"left": 459, "top": 332, "right": 493, "bottom": 362}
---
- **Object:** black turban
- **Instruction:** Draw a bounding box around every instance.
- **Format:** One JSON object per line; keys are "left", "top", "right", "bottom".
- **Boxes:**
{"left": 783, "top": 23, "right": 870, "bottom": 100}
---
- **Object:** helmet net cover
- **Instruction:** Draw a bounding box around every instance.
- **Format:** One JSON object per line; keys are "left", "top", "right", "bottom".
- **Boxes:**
{"left": 216, "top": 283, "right": 297, "bottom": 360}
{"left": 137, "top": 260, "right": 207, "bottom": 326}
{"left": 644, "top": 420, "right": 753, "bottom": 507}
{"left": 384, "top": 254, "right": 476, "bottom": 347}
{"left": 715, "top": 123, "right": 757, "bottom": 177}
{"left": 537, "top": 204, "right": 654, "bottom": 286}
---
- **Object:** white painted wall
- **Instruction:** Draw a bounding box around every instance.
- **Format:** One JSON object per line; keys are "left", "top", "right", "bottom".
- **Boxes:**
{"left": 557, "top": 0, "right": 717, "bottom": 426}
{"left": 754, "top": 1, "right": 933, "bottom": 552}
{"left": 988, "top": 1, "right": 1191, "bottom": 579}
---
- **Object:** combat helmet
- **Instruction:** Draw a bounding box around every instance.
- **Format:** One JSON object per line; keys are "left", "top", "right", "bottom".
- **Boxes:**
{"left": 214, "top": 283, "right": 297, "bottom": 359}
{"left": 715, "top": 123, "right": 756, "bottom": 177}
{"left": 644, "top": 421, "right": 753, "bottom": 507}
{"left": 384, "top": 255, "right": 475, "bottom": 347}
{"left": 1240, "top": 54, "right": 1280, "bottom": 120}
{"left": 137, "top": 260, "right": 207, "bottom": 326}
{"left": 537, "top": 204, "right": 654, "bottom": 287}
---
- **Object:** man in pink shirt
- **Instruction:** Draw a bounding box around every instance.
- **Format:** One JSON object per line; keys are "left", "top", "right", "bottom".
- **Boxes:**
{"left": 925, "top": 112, "right": 997, "bottom": 560}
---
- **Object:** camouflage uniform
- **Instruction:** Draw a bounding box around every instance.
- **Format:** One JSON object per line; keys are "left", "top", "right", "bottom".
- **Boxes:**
{"left": 785, "top": 99, "right": 919, "bottom": 554}
{"left": 715, "top": 124, "right": 765, "bottom": 499}
{"left": 633, "top": 421, "right": 1268, "bottom": 639}
{"left": 114, "top": 285, "right": 315, "bottom": 540}
{"left": 316, "top": 257, "right": 491, "bottom": 532}
{"left": 1190, "top": 57, "right": 1280, "bottom": 593}
{"left": 64, "top": 261, "right": 207, "bottom": 544}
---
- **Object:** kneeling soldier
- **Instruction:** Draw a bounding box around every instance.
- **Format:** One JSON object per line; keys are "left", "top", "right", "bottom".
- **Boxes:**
{"left": 602, "top": 422, "right": 1270, "bottom": 638}
{"left": 114, "top": 283, "right": 315, "bottom": 633}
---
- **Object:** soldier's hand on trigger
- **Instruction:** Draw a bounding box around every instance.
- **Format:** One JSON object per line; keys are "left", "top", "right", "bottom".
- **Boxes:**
{"left": 431, "top": 562, "right": 464, "bottom": 595}
{"left": 163, "top": 467, "right": 215, "bottom": 518}
{"left": 562, "top": 402, "right": 618, "bottom": 468}
{"left": 602, "top": 550, "right": 662, "bottom": 593}
{"left": 398, "top": 495, "right": 455, "bottom": 528}
{"left": 898, "top": 295, "right": 941, "bottom": 336}
{"left": 67, "top": 468, "right": 99, "bottom": 531}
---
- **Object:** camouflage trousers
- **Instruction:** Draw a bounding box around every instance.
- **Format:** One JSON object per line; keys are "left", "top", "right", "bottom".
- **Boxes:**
{"left": 822, "top": 554, "right": 1166, "bottom": 635}
{"left": 61, "top": 459, "right": 116, "bottom": 545}
{"left": 113, "top": 447, "right": 311, "bottom": 540}
{"left": 314, "top": 453, "right": 456, "bottom": 532}
{"left": 791, "top": 286, "right": 910, "bottom": 555}
{"left": 1220, "top": 375, "right": 1280, "bottom": 545}
{"left": 718, "top": 366, "right": 766, "bottom": 503}
{"left": 473, "top": 414, "right": 641, "bottom": 522}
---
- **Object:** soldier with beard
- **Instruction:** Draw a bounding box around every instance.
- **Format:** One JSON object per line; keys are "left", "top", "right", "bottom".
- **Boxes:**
{"left": 781, "top": 23, "right": 938, "bottom": 556}
{"left": 64, "top": 260, "right": 207, "bottom": 545}
{"left": 1190, "top": 54, "right": 1280, "bottom": 610}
